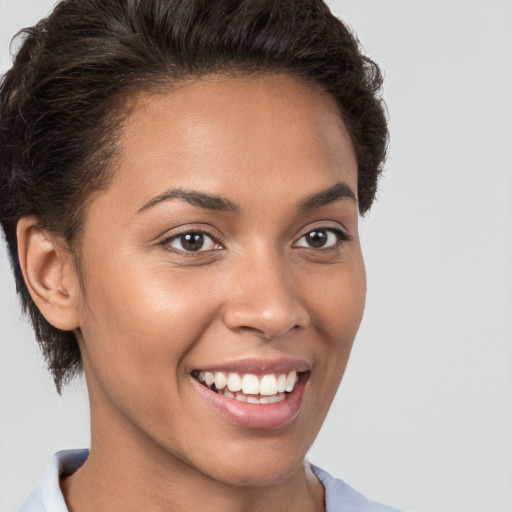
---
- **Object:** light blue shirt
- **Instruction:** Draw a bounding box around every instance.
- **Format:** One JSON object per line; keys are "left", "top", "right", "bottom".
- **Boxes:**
{"left": 19, "top": 450, "right": 403, "bottom": 512}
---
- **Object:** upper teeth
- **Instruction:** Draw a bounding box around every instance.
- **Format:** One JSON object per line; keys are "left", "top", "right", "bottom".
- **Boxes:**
{"left": 197, "top": 370, "right": 299, "bottom": 396}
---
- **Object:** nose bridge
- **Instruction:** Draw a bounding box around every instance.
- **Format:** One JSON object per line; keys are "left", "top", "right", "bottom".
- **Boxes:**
{"left": 223, "top": 245, "right": 309, "bottom": 339}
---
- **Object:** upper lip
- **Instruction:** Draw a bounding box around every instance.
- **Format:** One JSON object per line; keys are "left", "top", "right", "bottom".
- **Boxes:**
{"left": 193, "top": 358, "right": 311, "bottom": 375}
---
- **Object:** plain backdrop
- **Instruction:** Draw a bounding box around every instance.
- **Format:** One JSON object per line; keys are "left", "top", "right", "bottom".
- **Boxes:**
{"left": 1, "top": 1, "right": 511, "bottom": 511}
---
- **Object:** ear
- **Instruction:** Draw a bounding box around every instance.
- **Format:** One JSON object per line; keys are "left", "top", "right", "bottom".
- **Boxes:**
{"left": 16, "top": 216, "right": 80, "bottom": 331}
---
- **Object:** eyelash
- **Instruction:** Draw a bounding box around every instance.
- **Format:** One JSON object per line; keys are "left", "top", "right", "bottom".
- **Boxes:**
{"left": 293, "top": 227, "right": 351, "bottom": 251}
{"left": 160, "top": 227, "right": 224, "bottom": 255}
{"left": 160, "top": 226, "right": 351, "bottom": 255}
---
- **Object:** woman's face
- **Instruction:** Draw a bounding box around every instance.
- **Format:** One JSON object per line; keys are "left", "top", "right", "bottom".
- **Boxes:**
{"left": 74, "top": 74, "right": 365, "bottom": 485}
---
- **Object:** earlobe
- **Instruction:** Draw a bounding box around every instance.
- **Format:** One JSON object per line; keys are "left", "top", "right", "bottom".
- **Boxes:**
{"left": 16, "top": 217, "right": 80, "bottom": 331}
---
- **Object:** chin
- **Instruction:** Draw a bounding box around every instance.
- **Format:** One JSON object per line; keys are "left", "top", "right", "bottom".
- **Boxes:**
{"left": 211, "top": 458, "right": 304, "bottom": 488}
{"left": 187, "top": 434, "right": 312, "bottom": 488}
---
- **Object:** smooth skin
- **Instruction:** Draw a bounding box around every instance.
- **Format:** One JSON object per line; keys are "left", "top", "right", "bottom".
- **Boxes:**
{"left": 17, "top": 74, "right": 366, "bottom": 512}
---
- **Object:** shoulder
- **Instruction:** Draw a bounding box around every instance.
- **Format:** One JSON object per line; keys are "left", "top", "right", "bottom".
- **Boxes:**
{"left": 19, "top": 449, "right": 88, "bottom": 512}
{"left": 311, "top": 464, "right": 404, "bottom": 512}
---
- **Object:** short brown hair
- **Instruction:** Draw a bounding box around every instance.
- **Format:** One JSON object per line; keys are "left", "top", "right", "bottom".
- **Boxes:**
{"left": 0, "top": 0, "right": 388, "bottom": 392}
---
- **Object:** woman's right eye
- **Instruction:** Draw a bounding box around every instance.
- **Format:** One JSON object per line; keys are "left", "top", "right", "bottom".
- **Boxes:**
{"left": 164, "top": 232, "right": 221, "bottom": 253}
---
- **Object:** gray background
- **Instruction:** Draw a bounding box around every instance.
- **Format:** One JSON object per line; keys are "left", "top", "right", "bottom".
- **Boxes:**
{"left": 1, "top": 1, "right": 511, "bottom": 511}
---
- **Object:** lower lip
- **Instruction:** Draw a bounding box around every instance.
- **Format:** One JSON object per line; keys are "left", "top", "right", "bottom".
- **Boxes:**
{"left": 191, "top": 374, "right": 308, "bottom": 430}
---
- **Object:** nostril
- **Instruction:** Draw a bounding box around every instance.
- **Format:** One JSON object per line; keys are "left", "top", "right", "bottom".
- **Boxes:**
{"left": 236, "top": 325, "right": 273, "bottom": 340}
{"left": 229, "top": 322, "right": 305, "bottom": 343}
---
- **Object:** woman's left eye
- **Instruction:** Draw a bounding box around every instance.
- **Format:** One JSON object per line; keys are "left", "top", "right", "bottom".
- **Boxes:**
{"left": 294, "top": 228, "right": 345, "bottom": 249}
{"left": 165, "top": 232, "right": 220, "bottom": 252}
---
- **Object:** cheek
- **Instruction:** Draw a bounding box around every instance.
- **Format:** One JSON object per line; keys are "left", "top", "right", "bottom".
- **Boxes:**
{"left": 304, "top": 254, "right": 366, "bottom": 342}
{"left": 76, "top": 255, "right": 221, "bottom": 393}
{"left": 302, "top": 253, "right": 366, "bottom": 398}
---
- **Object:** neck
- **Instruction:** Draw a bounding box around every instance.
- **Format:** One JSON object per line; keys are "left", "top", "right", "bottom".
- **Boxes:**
{"left": 61, "top": 397, "right": 325, "bottom": 512}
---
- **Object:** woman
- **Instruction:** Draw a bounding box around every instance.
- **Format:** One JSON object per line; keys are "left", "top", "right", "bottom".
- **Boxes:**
{"left": 0, "top": 1, "right": 399, "bottom": 510}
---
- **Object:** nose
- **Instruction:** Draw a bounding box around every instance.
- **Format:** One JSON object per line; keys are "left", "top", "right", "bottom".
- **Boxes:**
{"left": 222, "top": 251, "right": 310, "bottom": 340}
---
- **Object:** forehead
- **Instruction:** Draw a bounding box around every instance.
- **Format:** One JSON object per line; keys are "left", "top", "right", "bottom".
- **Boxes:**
{"left": 106, "top": 74, "right": 358, "bottom": 214}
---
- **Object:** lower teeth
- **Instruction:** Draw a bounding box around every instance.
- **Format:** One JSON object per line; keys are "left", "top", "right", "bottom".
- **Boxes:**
{"left": 236, "top": 393, "right": 286, "bottom": 404}
{"left": 207, "top": 384, "right": 287, "bottom": 404}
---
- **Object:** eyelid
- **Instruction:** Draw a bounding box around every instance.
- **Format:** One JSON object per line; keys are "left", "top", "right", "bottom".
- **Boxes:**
{"left": 294, "top": 223, "right": 351, "bottom": 242}
{"left": 158, "top": 224, "right": 226, "bottom": 253}
{"left": 292, "top": 224, "right": 352, "bottom": 252}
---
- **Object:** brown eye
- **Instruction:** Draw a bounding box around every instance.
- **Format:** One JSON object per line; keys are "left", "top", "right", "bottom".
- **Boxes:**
{"left": 167, "top": 232, "right": 218, "bottom": 252}
{"left": 295, "top": 228, "right": 342, "bottom": 249}
{"left": 305, "top": 230, "right": 328, "bottom": 248}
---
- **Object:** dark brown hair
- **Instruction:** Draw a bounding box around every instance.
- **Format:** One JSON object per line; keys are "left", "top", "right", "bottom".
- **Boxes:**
{"left": 0, "top": 0, "right": 388, "bottom": 392}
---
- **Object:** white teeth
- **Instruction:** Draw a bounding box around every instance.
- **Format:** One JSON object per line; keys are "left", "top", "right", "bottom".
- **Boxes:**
{"left": 196, "top": 369, "right": 303, "bottom": 399}
{"left": 214, "top": 372, "right": 227, "bottom": 390}
{"left": 260, "top": 374, "right": 277, "bottom": 395}
{"left": 242, "top": 374, "right": 260, "bottom": 395}
{"left": 276, "top": 374, "right": 287, "bottom": 393}
{"left": 285, "top": 370, "right": 297, "bottom": 392}
{"left": 227, "top": 373, "right": 242, "bottom": 392}
{"left": 216, "top": 387, "right": 287, "bottom": 404}
{"left": 260, "top": 394, "right": 286, "bottom": 404}
{"left": 204, "top": 372, "right": 215, "bottom": 386}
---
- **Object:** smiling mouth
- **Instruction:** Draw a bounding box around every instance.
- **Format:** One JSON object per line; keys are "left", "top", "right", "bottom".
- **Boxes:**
{"left": 192, "top": 370, "right": 305, "bottom": 405}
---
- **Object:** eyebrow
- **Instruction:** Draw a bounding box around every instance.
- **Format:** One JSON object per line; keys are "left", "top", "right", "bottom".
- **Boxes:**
{"left": 298, "top": 181, "right": 357, "bottom": 211}
{"left": 137, "top": 188, "right": 239, "bottom": 214}
{"left": 136, "top": 180, "right": 356, "bottom": 215}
